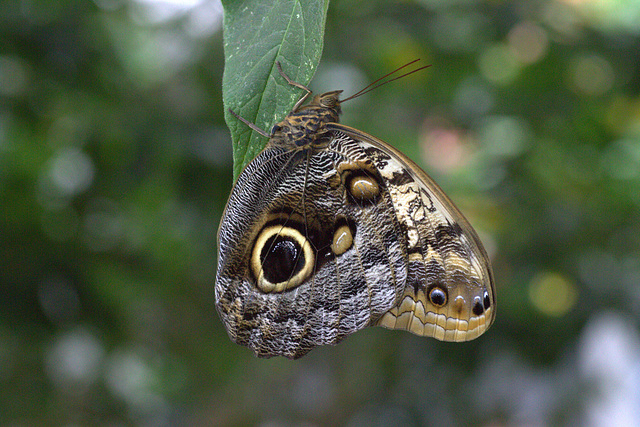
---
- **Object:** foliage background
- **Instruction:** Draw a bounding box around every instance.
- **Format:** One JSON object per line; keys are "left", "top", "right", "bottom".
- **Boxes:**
{"left": 2, "top": 0, "right": 640, "bottom": 425}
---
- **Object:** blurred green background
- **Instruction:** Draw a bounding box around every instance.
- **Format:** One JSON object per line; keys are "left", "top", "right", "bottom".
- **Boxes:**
{"left": 2, "top": 0, "right": 640, "bottom": 425}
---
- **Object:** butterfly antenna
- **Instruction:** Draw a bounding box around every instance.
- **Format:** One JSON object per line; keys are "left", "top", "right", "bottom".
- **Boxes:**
{"left": 342, "top": 59, "right": 431, "bottom": 102}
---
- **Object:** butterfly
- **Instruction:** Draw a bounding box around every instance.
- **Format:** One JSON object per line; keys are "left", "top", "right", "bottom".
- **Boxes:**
{"left": 215, "top": 61, "right": 495, "bottom": 359}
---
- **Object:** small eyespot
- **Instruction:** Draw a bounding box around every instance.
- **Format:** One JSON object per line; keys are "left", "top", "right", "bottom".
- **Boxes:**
{"left": 349, "top": 176, "right": 380, "bottom": 201}
{"left": 344, "top": 172, "right": 381, "bottom": 206}
{"left": 483, "top": 291, "right": 491, "bottom": 309}
{"left": 429, "top": 287, "right": 447, "bottom": 307}
{"left": 452, "top": 295, "right": 465, "bottom": 313}
{"left": 331, "top": 223, "right": 354, "bottom": 256}
{"left": 472, "top": 296, "right": 485, "bottom": 316}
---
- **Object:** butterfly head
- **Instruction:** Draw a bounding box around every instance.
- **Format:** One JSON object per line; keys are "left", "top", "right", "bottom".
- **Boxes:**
{"left": 296, "top": 90, "right": 344, "bottom": 121}
{"left": 314, "top": 90, "right": 343, "bottom": 110}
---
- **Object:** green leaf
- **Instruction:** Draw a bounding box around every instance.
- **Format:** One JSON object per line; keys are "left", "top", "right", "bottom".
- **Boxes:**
{"left": 222, "top": 0, "right": 330, "bottom": 180}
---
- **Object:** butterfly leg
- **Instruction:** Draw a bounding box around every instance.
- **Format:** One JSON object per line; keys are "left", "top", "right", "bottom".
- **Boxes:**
{"left": 227, "top": 108, "right": 270, "bottom": 138}
{"left": 275, "top": 61, "right": 313, "bottom": 111}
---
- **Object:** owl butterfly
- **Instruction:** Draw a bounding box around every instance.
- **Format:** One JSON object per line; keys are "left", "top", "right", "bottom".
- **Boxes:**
{"left": 216, "top": 60, "right": 495, "bottom": 359}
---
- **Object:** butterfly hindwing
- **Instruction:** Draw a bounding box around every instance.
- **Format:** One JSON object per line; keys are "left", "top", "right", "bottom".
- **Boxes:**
{"left": 216, "top": 135, "right": 411, "bottom": 359}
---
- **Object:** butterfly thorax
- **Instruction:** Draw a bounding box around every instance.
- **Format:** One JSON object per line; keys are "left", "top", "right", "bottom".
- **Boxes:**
{"left": 268, "top": 91, "right": 343, "bottom": 150}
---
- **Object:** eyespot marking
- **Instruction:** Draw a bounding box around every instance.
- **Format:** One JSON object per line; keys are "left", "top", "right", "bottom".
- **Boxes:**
{"left": 331, "top": 222, "right": 354, "bottom": 256}
{"left": 472, "top": 296, "right": 485, "bottom": 316}
{"left": 251, "top": 225, "right": 314, "bottom": 293}
{"left": 453, "top": 295, "right": 466, "bottom": 313}
{"left": 483, "top": 291, "right": 491, "bottom": 309}
{"left": 347, "top": 175, "right": 380, "bottom": 201}
{"left": 428, "top": 286, "right": 447, "bottom": 307}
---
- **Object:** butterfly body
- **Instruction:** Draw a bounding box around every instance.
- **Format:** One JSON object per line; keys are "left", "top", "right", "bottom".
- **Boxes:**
{"left": 216, "top": 72, "right": 495, "bottom": 359}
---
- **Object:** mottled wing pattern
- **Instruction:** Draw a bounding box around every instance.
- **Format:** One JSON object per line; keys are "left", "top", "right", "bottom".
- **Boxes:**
{"left": 215, "top": 137, "right": 410, "bottom": 359}
{"left": 327, "top": 124, "right": 496, "bottom": 342}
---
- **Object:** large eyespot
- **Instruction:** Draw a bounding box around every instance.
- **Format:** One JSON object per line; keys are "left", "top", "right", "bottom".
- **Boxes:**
{"left": 251, "top": 225, "right": 315, "bottom": 293}
{"left": 428, "top": 286, "right": 448, "bottom": 307}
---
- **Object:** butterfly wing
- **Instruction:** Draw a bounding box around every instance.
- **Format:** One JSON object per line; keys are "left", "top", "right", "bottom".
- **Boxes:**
{"left": 215, "top": 120, "right": 495, "bottom": 359}
{"left": 215, "top": 140, "right": 410, "bottom": 359}
{"left": 327, "top": 123, "right": 496, "bottom": 342}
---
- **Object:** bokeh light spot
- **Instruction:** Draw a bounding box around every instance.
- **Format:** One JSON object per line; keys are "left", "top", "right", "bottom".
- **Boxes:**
{"left": 420, "top": 119, "right": 469, "bottom": 173}
{"left": 105, "top": 348, "right": 175, "bottom": 417}
{"left": 529, "top": 272, "right": 578, "bottom": 317}
{"left": 48, "top": 148, "right": 95, "bottom": 197}
{"left": 479, "top": 44, "right": 521, "bottom": 85}
{"left": 601, "top": 138, "right": 640, "bottom": 180}
{"left": 569, "top": 54, "right": 615, "bottom": 96}
{"left": 452, "top": 77, "right": 495, "bottom": 121}
{"left": 508, "top": 21, "right": 549, "bottom": 64}
{"left": 477, "top": 115, "right": 531, "bottom": 159}
{"left": 45, "top": 328, "right": 104, "bottom": 390}
{"left": 130, "top": 0, "right": 205, "bottom": 25}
